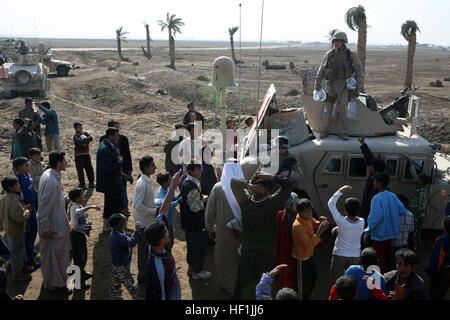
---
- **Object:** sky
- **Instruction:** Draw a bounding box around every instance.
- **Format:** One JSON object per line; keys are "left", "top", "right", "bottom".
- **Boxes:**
{"left": 1, "top": 0, "right": 449, "bottom": 46}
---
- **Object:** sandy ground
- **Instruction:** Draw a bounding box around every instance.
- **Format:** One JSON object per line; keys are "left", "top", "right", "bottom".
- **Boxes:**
{"left": 0, "top": 41, "right": 449, "bottom": 300}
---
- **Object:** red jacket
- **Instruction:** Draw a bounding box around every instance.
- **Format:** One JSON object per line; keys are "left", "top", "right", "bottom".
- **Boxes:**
{"left": 328, "top": 284, "right": 388, "bottom": 300}
{"left": 275, "top": 210, "right": 295, "bottom": 290}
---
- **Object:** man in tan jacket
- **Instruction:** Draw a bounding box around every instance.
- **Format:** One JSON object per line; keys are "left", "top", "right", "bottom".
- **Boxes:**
{"left": 314, "top": 31, "right": 364, "bottom": 140}
{"left": 0, "top": 177, "right": 31, "bottom": 281}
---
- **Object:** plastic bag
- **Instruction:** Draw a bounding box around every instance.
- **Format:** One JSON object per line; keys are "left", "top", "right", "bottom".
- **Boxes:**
{"left": 347, "top": 98, "right": 358, "bottom": 120}
{"left": 313, "top": 88, "right": 326, "bottom": 102}
{"left": 346, "top": 77, "right": 357, "bottom": 90}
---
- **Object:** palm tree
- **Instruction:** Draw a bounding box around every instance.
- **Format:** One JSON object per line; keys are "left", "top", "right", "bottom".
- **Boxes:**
{"left": 327, "top": 29, "right": 339, "bottom": 42}
{"left": 157, "top": 13, "right": 184, "bottom": 69}
{"left": 401, "top": 20, "right": 420, "bottom": 88}
{"left": 229, "top": 26, "right": 239, "bottom": 64}
{"left": 116, "top": 26, "right": 130, "bottom": 62}
{"left": 345, "top": 5, "right": 367, "bottom": 72}
{"left": 142, "top": 22, "right": 152, "bottom": 59}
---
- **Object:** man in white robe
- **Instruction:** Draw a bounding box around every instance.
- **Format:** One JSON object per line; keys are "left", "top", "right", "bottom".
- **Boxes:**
{"left": 204, "top": 161, "right": 245, "bottom": 295}
{"left": 37, "top": 151, "right": 71, "bottom": 293}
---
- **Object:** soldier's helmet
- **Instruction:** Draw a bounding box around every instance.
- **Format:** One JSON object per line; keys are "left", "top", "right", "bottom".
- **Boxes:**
{"left": 332, "top": 31, "right": 348, "bottom": 43}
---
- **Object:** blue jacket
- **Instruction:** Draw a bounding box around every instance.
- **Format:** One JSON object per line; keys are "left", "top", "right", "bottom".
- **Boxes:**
{"left": 256, "top": 273, "right": 274, "bottom": 300}
{"left": 154, "top": 187, "right": 179, "bottom": 227}
{"left": 364, "top": 191, "right": 407, "bottom": 241}
{"left": 16, "top": 173, "right": 36, "bottom": 213}
{"left": 38, "top": 105, "right": 60, "bottom": 135}
{"left": 110, "top": 229, "right": 140, "bottom": 266}
{"left": 426, "top": 235, "right": 450, "bottom": 276}
{"left": 344, "top": 265, "right": 387, "bottom": 300}
{"left": 96, "top": 139, "right": 124, "bottom": 194}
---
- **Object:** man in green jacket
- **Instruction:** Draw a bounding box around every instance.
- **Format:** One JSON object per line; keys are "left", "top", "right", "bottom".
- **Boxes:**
{"left": 402, "top": 156, "right": 431, "bottom": 255}
{"left": 231, "top": 171, "right": 293, "bottom": 299}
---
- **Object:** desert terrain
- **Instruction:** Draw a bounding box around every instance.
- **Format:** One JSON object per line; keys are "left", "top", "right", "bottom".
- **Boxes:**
{"left": 0, "top": 39, "right": 449, "bottom": 300}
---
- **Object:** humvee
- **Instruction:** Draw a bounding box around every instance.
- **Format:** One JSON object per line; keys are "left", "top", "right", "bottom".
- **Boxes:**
{"left": 1, "top": 53, "right": 51, "bottom": 98}
{"left": 38, "top": 43, "right": 78, "bottom": 77}
{"left": 239, "top": 84, "right": 450, "bottom": 230}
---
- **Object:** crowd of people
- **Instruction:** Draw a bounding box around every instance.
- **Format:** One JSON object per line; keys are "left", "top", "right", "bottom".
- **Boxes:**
{"left": 0, "top": 97, "right": 449, "bottom": 302}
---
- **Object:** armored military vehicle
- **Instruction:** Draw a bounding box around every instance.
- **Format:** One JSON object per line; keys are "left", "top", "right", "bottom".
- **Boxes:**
{"left": 1, "top": 53, "right": 51, "bottom": 98}
{"left": 38, "top": 43, "right": 78, "bottom": 76}
{"left": 239, "top": 84, "right": 450, "bottom": 230}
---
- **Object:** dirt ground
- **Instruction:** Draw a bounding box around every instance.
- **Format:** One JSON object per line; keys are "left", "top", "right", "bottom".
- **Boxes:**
{"left": 0, "top": 41, "right": 449, "bottom": 300}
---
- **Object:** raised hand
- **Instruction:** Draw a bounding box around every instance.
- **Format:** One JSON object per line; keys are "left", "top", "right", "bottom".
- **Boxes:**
{"left": 269, "top": 264, "right": 288, "bottom": 277}
{"left": 358, "top": 137, "right": 365, "bottom": 145}
{"left": 338, "top": 185, "right": 352, "bottom": 193}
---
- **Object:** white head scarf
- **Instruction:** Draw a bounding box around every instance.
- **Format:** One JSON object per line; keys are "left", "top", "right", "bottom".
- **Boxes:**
{"left": 221, "top": 160, "right": 246, "bottom": 220}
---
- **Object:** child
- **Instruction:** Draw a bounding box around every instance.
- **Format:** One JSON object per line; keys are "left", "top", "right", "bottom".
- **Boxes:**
{"left": 28, "top": 148, "right": 44, "bottom": 210}
{"left": 328, "top": 185, "right": 365, "bottom": 284}
{"left": 73, "top": 122, "right": 95, "bottom": 189}
{"left": 364, "top": 173, "right": 408, "bottom": 274}
{"left": 68, "top": 188, "right": 100, "bottom": 289}
{"left": 0, "top": 177, "right": 31, "bottom": 281}
{"left": 109, "top": 213, "right": 141, "bottom": 300}
{"left": 179, "top": 163, "right": 212, "bottom": 280}
{"left": 426, "top": 216, "right": 450, "bottom": 300}
{"left": 155, "top": 173, "right": 180, "bottom": 251}
{"left": 344, "top": 247, "right": 387, "bottom": 300}
{"left": 388, "top": 194, "right": 414, "bottom": 270}
{"left": 13, "top": 157, "right": 39, "bottom": 270}
{"left": 274, "top": 193, "right": 299, "bottom": 290}
{"left": 144, "top": 220, "right": 181, "bottom": 300}
{"left": 384, "top": 248, "right": 426, "bottom": 300}
{"left": 256, "top": 264, "right": 298, "bottom": 300}
{"left": 328, "top": 275, "right": 387, "bottom": 300}
{"left": 292, "top": 198, "right": 329, "bottom": 300}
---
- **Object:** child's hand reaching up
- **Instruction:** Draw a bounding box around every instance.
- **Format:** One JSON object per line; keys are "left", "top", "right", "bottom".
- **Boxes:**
{"left": 269, "top": 264, "right": 288, "bottom": 278}
{"left": 338, "top": 185, "right": 352, "bottom": 193}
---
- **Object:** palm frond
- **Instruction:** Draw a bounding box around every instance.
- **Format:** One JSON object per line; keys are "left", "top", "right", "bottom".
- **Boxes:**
{"left": 345, "top": 5, "right": 366, "bottom": 31}
{"left": 229, "top": 26, "right": 239, "bottom": 36}
{"left": 327, "top": 29, "right": 338, "bottom": 41}
{"left": 401, "top": 20, "right": 420, "bottom": 41}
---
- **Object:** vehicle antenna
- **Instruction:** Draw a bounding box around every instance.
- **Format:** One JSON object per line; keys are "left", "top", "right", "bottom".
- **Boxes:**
{"left": 256, "top": 0, "right": 265, "bottom": 105}
{"left": 238, "top": 3, "right": 242, "bottom": 128}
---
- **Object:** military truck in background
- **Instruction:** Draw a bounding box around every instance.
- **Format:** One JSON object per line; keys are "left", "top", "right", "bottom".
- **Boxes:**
{"left": 38, "top": 42, "right": 79, "bottom": 76}
{"left": 1, "top": 53, "right": 51, "bottom": 98}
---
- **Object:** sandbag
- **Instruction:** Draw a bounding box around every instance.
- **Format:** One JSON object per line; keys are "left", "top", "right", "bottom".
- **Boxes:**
{"left": 270, "top": 108, "right": 310, "bottom": 147}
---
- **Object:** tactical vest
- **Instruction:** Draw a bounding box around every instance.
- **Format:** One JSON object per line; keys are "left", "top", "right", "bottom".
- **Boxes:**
{"left": 325, "top": 48, "right": 354, "bottom": 82}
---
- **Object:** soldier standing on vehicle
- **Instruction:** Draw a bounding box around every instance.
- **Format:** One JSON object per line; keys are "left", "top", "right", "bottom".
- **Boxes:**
{"left": 314, "top": 31, "right": 364, "bottom": 140}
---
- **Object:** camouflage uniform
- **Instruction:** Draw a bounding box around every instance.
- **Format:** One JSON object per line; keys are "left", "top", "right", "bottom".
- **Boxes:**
{"left": 314, "top": 35, "right": 364, "bottom": 138}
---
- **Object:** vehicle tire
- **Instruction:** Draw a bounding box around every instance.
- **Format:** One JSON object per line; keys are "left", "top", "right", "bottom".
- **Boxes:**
{"left": 14, "top": 70, "right": 32, "bottom": 85}
{"left": 56, "top": 65, "right": 70, "bottom": 77}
